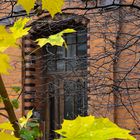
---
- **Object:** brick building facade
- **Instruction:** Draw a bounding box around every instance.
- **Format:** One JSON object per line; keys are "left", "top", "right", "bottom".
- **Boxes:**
{"left": 1, "top": 0, "right": 140, "bottom": 139}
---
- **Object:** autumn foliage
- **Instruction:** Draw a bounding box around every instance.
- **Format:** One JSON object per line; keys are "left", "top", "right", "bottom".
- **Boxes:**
{"left": 0, "top": 0, "right": 136, "bottom": 140}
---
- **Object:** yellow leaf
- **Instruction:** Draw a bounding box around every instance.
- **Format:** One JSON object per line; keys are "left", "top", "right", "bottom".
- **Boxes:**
{"left": 42, "top": 0, "right": 64, "bottom": 17}
{"left": 19, "top": 110, "right": 33, "bottom": 128}
{"left": 0, "top": 26, "right": 13, "bottom": 52}
{"left": 0, "top": 26, "right": 9, "bottom": 39}
{"left": 17, "top": 0, "right": 36, "bottom": 14}
{"left": 36, "top": 36, "right": 65, "bottom": 47}
{"left": 0, "top": 132, "right": 19, "bottom": 140}
{"left": 26, "top": 109, "right": 33, "bottom": 120}
{"left": 36, "top": 28, "right": 76, "bottom": 48}
{"left": 61, "top": 29, "right": 76, "bottom": 34}
{"left": 0, "top": 18, "right": 30, "bottom": 52}
{"left": 0, "top": 53, "right": 12, "bottom": 74}
{"left": 0, "top": 122, "right": 14, "bottom": 131}
{"left": 55, "top": 116, "right": 136, "bottom": 140}
{"left": 10, "top": 18, "right": 31, "bottom": 39}
{"left": 0, "top": 34, "right": 18, "bottom": 52}
{"left": 19, "top": 117, "right": 27, "bottom": 128}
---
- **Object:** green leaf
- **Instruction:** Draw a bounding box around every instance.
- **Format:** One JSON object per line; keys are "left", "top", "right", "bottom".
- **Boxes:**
{"left": 20, "top": 128, "right": 34, "bottom": 140}
{"left": 0, "top": 95, "right": 2, "bottom": 103}
{"left": 36, "top": 29, "right": 76, "bottom": 48}
{"left": 55, "top": 116, "right": 136, "bottom": 140}
{"left": 20, "top": 124, "right": 41, "bottom": 140}
{"left": 11, "top": 99, "right": 19, "bottom": 109}
{"left": 30, "top": 127, "right": 42, "bottom": 138}
{"left": 11, "top": 86, "right": 21, "bottom": 93}
{"left": 42, "top": 0, "right": 64, "bottom": 17}
{"left": 26, "top": 122, "right": 39, "bottom": 128}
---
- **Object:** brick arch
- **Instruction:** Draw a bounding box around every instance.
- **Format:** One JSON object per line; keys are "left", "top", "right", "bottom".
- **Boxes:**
{"left": 29, "top": 13, "right": 89, "bottom": 39}
{"left": 22, "top": 13, "right": 90, "bottom": 139}
{"left": 22, "top": 13, "right": 90, "bottom": 111}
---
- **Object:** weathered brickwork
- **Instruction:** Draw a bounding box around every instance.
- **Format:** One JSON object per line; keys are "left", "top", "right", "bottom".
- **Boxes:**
{"left": 1, "top": 0, "right": 140, "bottom": 139}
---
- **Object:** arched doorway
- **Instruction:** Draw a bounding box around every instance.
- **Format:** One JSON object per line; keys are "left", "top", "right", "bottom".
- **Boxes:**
{"left": 22, "top": 13, "right": 89, "bottom": 139}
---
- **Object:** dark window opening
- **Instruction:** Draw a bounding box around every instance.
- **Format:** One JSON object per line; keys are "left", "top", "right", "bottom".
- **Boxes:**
{"left": 64, "top": 79, "right": 87, "bottom": 119}
{"left": 45, "top": 29, "right": 87, "bottom": 73}
{"left": 42, "top": 27, "right": 88, "bottom": 139}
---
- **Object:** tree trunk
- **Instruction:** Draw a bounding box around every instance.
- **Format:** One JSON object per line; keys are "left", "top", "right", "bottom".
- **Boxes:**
{"left": 0, "top": 75, "right": 20, "bottom": 138}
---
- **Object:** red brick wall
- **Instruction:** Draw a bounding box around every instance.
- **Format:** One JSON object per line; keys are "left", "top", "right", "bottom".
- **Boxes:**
{"left": 0, "top": 47, "right": 22, "bottom": 122}
{"left": 1, "top": 0, "right": 140, "bottom": 139}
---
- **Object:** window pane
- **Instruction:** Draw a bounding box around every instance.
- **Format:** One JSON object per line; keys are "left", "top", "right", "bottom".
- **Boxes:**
{"left": 47, "top": 60, "right": 56, "bottom": 72}
{"left": 76, "top": 80, "right": 87, "bottom": 116}
{"left": 66, "top": 33, "right": 76, "bottom": 44}
{"left": 77, "top": 30, "right": 87, "bottom": 44}
{"left": 77, "top": 43, "right": 87, "bottom": 70}
{"left": 67, "top": 44, "right": 76, "bottom": 57}
{"left": 67, "top": 44, "right": 76, "bottom": 71}
{"left": 77, "top": 43, "right": 87, "bottom": 56}
{"left": 46, "top": 45, "right": 56, "bottom": 72}
{"left": 46, "top": 29, "right": 87, "bottom": 72}
{"left": 57, "top": 47, "right": 65, "bottom": 71}
{"left": 64, "top": 80, "right": 77, "bottom": 119}
{"left": 64, "top": 79, "right": 87, "bottom": 119}
{"left": 64, "top": 96, "right": 75, "bottom": 119}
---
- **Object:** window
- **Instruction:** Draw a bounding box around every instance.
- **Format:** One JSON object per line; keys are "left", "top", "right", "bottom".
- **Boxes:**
{"left": 64, "top": 79, "right": 87, "bottom": 119}
{"left": 45, "top": 29, "right": 87, "bottom": 72}
{"left": 45, "top": 28, "right": 88, "bottom": 120}
{"left": 23, "top": 13, "right": 89, "bottom": 139}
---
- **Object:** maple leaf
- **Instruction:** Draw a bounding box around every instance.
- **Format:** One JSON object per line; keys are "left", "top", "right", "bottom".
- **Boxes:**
{"left": 36, "top": 29, "right": 76, "bottom": 48}
{"left": 0, "top": 122, "right": 14, "bottom": 131}
{"left": 55, "top": 116, "right": 136, "bottom": 140}
{"left": 17, "top": 0, "right": 36, "bottom": 14}
{"left": 0, "top": 18, "right": 30, "bottom": 74}
{"left": 10, "top": 17, "right": 31, "bottom": 39}
{"left": 0, "top": 26, "right": 9, "bottom": 39}
{"left": 42, "top": 0, "right": 64, "bottom": 17}
{"left": 17, "top": 0, "right": 64, "bottom": 17}
{"left": 0, "top": 132, "right": 19, "bottom": 140}
{"left": 0, "top": 53, "right": 12, "bottom": 74}
{"left": 36, "top": 36, "right": 65, "bottom": 48}
{"left": 60, "top": 29, "right": 77, "bottom": 35}
{"left": 0, "top": 26, "right": 14, "bottom": 52}
{"left": 0, "top": 34, "right": 18, "bottom": 52}
{"left": 0, "top": 18, "right": 30, "bottom": 53}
